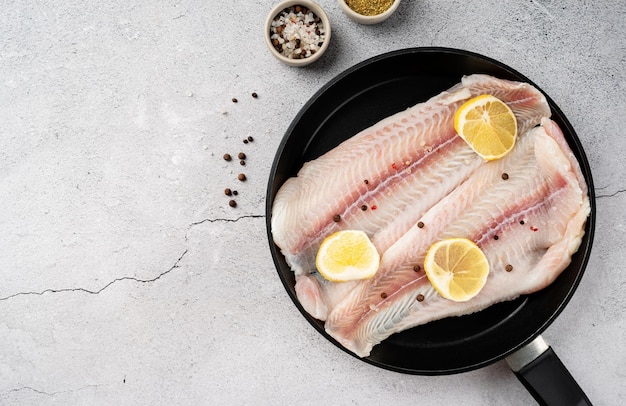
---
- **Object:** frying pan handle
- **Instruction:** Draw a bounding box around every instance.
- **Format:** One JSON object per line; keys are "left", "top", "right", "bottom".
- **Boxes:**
{"left": 506, "top": 336, "right": 592, "bottom": 406}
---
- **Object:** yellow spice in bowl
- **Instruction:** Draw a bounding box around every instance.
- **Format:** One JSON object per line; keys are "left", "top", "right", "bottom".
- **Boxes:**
{"left": 345, "top": 0, "right": 394, "bottom": 16}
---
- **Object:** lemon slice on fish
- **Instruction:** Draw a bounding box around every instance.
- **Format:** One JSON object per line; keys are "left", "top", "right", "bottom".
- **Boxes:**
{"left": 423, "top": 238, "right": 490, "bottom": 302}
{"left": 316, "top": 230, "right": 380, "bottom": 282}
{"left": 454, "top": 94, "right": 518, "bottom": 161}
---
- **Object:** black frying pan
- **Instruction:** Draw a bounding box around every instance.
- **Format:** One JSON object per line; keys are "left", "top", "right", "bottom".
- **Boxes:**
{"left": 265, "top": 48, "right": 595, "bottom": 405}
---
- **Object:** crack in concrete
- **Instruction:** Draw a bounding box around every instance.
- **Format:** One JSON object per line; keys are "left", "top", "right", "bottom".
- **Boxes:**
{"left": 6, "top": 386, "right": 54, "bottom": 396}
{"left": 0, "top": 250, "right": 188, "bottom": 302}
{"left": 597, "top": 188, "right": 626, "bottom": 199}
{"left": 189, "top": 214, "right": 265, "bottom": 227}
{"left": 5, "top": 384, "right": 105, "bottom": 398}
{"left": 0, "top": 213, "right": 265, "bottom": 302}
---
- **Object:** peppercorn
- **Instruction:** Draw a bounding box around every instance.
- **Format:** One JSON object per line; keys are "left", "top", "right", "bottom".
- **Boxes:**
{"left": 228, "top": 200, "right": 237, "bottom": 207}
{"left": 413, "top": 265, "right": 421, "bottom": 272}
{"left": 417, "top": 221, "right": 424, "bottom": 228}
{"left": 505, "top": 264, "right": 513, "bottom": 272}
{"left": 238, "top": 174, "right": 246, "bottom": 181}
{"left": 494, "top": 235, "right": 499, "bottom": 240}
{"left": 232, "top": 97, "right": 238, "bottom": 103}
{"left": 361, "top": 205, "right": 368, "bottom": 211}
{"left": 251, "top": 92, "right": 258, "bottom": 98}
{"left": 243, "top": 139, "right": 249, "bottom": 144}
{"left": 333, "top": 214, "right": 341, "bottom": 222}
{"left": 238, "top": 152, "right": 246, "bottom": 160}
{"left": 416, "top": 294, "right": 425, "bottom": 302}
{"left": 232, "top": 190, "right": 238, "bottom": 196}
{"left": 364, "top": 179, "right": 369, "bottom": 184}
{"left": 224, "top": 188, "right": 232, "bottom": 196}
{"left": 223, "top": 153, "right": 232, "bottom": 161}
{"left": 520, "top": 220, "right": 525, "bottom": 225}
{"left": 247, "top": 136, "right": 254, "bottom": 142}
{"left": 240, "top": 160, "right": 245, "bottom": 166}
{"left": 381, "top": 292, "right": 388, "bottom": 299}
{"left": 501, "top": 173, "right": 509, "bottom": 180}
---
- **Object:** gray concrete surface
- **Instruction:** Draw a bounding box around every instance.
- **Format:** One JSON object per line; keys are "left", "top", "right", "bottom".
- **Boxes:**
{"left": 1, "top": 0, "right": 624, "bottom": 404}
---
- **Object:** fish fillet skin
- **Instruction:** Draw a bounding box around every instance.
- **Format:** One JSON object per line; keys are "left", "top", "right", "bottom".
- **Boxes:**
{"left": 272, "top": 75, "right": 551, "bottom": 321}
{"left": 325, "top": 118, "right": 590, "bottom": 357}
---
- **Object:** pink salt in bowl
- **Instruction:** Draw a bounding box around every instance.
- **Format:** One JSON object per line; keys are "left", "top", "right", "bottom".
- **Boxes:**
{"left": 264, "top": 0, "right": 331, "bottom": 67}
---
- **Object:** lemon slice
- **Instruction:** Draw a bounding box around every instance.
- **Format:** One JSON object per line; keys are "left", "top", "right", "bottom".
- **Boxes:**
{"left": 315, "top": 230, "right": 380, "bottom": 282}
{"left": 423, "top": 238, "right": 490, "bottom": 302}
{"left": 454, "top": 94, "right": 518, "bottom": 161}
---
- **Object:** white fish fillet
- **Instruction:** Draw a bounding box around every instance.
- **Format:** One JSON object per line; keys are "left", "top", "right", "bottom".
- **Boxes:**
{"left": 324, "top": 118, "right": 590, "bottom": 357}
{"left": 271, "top": 74, "right": 551, "bottom": 320}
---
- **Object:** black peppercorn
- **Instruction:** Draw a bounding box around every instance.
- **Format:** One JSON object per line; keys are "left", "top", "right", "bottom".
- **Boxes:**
{"left": 238, "top": 174, "right": 246, "bottom": 181}
{"left": 228, "top": 200, "right": 237, "bottom": 207}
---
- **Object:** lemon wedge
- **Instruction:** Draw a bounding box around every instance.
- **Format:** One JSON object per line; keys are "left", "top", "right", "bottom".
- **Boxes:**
{"left": 454, "top": 94, "right": 518, "bottom": 161}
{"left": 315, "top": 230, "right": 380, "bottom": 282}
{"left": 423, "top": 238, "right": 490, "bottom": 302}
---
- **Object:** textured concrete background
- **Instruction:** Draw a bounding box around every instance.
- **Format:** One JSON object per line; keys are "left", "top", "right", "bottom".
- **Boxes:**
{"left": 1, "top": 0, "right": 625, "bottom": 404}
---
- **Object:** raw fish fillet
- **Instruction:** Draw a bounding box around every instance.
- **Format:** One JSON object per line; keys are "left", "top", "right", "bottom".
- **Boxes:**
{"left": 271, "top": 74, "right": 551, "bottom": 320}
{"left": 324, "top": 118, "right": 590, "bottom": 357}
